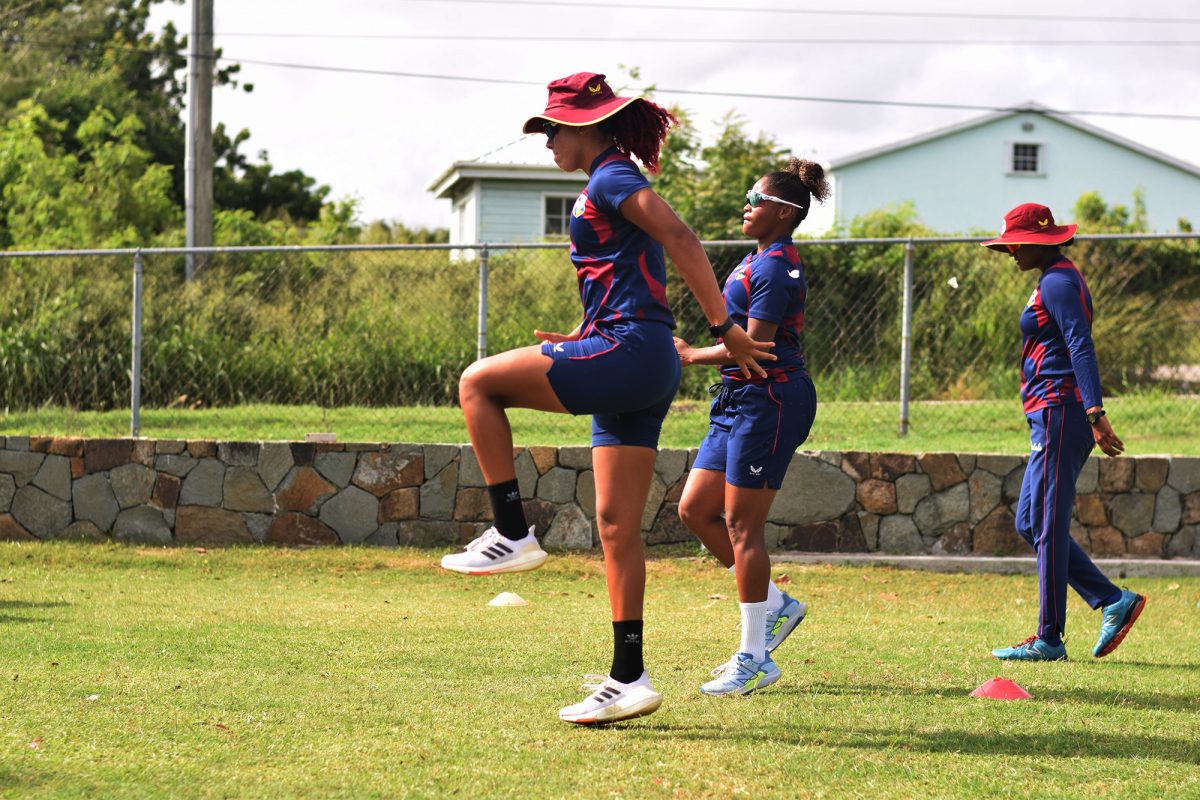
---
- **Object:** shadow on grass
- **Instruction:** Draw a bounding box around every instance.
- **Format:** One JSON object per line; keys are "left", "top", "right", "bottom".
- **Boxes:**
{"left": 628, "top": 721, "right": 1200, "bottom": 764}
{"left": 782, "top": 682, "right": 1200, "bottom": 712}
{"left": 0, "top": 600, "right": 70, "bottom": 609}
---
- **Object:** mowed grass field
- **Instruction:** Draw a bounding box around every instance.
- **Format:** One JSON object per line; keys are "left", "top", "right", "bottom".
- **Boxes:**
{"left": 1, "top": 544, "right": 1198, "bottom": 799}
{"left": 3, "top": 393, "right": 1198, "bottom": 454}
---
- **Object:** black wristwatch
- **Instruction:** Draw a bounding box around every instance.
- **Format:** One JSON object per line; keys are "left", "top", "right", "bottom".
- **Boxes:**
{"left": 1086, "top": 408, "right": 1106, "bottom": 425}
{"left": 708, "top": 316, "right": 735, "bottom": 339}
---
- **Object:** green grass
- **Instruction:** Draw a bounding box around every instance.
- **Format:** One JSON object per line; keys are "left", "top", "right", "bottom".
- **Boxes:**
{"left": 1, "top": 544, "right": 1197, "bottom": 799}
{"left": 2, "top": 393, "right": 1198, "bottom": 454}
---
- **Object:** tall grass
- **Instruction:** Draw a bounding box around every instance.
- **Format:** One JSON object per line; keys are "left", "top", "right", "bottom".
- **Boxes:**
{"left": 0, "top": 238, "right": 1194, "bottom": 412}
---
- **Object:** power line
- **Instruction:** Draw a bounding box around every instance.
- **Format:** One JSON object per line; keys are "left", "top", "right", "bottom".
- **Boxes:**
{"left": 399, "top": 0, "right": 1200, "bottom": 25}
{"left": 207, "top": 32, "right": 1200, "bottom": 46}
{"left": 218, "top": 57, "right": 1200, "bottom": 122}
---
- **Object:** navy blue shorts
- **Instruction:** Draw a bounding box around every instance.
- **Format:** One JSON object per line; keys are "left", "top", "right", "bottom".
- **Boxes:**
{"left": 542, "top": 321, "right": 681, "bottom": 448}
{"left": 692, "top": 375, "right": 817, "bottom": 489}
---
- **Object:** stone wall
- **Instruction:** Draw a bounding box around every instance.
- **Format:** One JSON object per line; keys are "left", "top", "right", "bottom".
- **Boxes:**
{"left": 0, "top": 436, "right": 1197, "bottom": 558}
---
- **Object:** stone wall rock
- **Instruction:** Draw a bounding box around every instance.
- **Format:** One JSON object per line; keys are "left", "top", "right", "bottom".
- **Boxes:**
{"left": 318, "top": 486, "right": 380, "bottom": 543}
{"left": 176, "top": 506, "right": 254, "bottom": 545}
{"left": 113, "top": 507, "right": 171, "bottom": 545}
{"left": 545, "top": 504, "right": 592, "bottom": 549}
{"left": 0, "top": 474, "right": 15, "bottom": 514}
{"left": 314, "top": 452, "right": 356, "bottom": 489}
{"left": 223, "top": 468, "right": 275, "bottom": 514}
{"left": 11, "top": 485, "right": 71, "bottom": 538}
{"left": 420, "top": 462, "right": 458, "bottom": 521}
{"left": 1168, "top": 459, "right": 1200, "bottom": 494}
{"left": 895, "top": 473, "right": 932, "bottom": 515}
{"left": 73, "top": 474, "right": 119, "bottom": 532}
{"left": 771, "top": 456, "right": 855, "bottom": 524}
{"left": 32, "top": 455, "right": 72, "bottom": 501}
{"left": 110, "top": 463, "right": 156, "bottom": 509}
{"left": 179, "top": 459, "right": 224, "bottom": 507}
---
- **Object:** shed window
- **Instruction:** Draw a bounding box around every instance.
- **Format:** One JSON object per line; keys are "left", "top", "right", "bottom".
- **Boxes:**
{"left": 544, "top": 196, "right": 574, "bottom": 236}
{"left": 1011, "top": 143, "right": 1040, "bottom": 173}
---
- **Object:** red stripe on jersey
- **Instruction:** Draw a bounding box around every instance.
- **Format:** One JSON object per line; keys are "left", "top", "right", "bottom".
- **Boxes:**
{"left": 638, "top": 251, "right": 669, "bottom": 307}
{"left": 582, "top": 197, "right": 614, "bottom": 245}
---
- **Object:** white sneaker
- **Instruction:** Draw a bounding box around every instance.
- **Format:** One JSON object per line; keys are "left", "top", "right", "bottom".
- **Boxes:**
{"left": 700, "top": 651, "right": 781, "bottom": 697}
{"left": 439, "top": 526, "right": 547, "bottom": 575}
{"left": 558, "top": 671, "right": 663, "bottom": 725}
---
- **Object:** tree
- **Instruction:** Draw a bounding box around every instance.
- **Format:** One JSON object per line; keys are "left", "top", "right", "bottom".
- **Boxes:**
{"left": 0, "top": 100, "right": 178, "bottom": 248}
{"left": 654, "top": 111, "right": 790, "bottom": 240}
{"left": 0, "top": 0, "right": 328, "bottom": 224}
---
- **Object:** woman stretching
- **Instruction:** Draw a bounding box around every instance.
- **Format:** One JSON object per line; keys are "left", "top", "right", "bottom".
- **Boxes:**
{"left": 441, "top": 72, "right": 774, "bottom": 723}
{"left": 675, "top": 158, "right": 827, "bottom": 695}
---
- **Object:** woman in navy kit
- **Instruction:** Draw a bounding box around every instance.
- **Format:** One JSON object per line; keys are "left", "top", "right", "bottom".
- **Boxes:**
{"left": 674, "top": 158, "right": 827, "bottom": 695}
{"left": 441, "top": 72, "right": 775, "bottom": 723}
{"left": 982, "top": 202, "right": 1146, "bottom": 662}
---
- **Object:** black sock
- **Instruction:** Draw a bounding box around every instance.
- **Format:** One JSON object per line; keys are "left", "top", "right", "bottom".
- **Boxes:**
{"left": 610, "top": 620, "right": 645, "bottom": 684}
{"left": 486, "top": 479, "right": 527, "bottom": 541}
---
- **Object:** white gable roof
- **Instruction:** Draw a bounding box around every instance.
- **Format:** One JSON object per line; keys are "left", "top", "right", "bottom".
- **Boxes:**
{"left": 831, "top": 102, "right": 1200, "bottom": 178}
{"left": 427, "top": 135, "right": 582, "bottom": 199}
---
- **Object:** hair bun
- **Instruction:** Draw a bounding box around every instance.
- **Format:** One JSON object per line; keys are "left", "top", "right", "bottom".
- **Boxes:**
{"left": 786, "top": 158, "right": 830, "bottom": 203}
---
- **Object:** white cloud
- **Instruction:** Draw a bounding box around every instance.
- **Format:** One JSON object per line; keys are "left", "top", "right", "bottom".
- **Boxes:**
{"left": 150, "top": 0, "right": 1200, "bottom": 229}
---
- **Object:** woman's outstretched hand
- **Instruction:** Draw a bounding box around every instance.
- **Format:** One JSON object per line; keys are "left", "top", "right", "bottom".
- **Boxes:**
{"left": 719, "top": 324, "right": 775, "bottom": 379}
{"left": 673, "top": 336, "right": 694, "bottom": 367}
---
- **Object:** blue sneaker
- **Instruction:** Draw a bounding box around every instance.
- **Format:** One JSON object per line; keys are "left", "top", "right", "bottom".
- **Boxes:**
{"left": 700, "top": 652, "right": 781, "bottom": 696}
{"left": 765, "top": 594, "right": 807, "bottom": 653}
{"left": 991, "top": 635, "right": 1067, "bottom": 661}
{"left": 1093, "top": 589, "right": 1147, "bottom": 658}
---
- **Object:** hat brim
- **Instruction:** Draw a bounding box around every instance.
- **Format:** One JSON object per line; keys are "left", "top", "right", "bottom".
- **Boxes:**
{"left": 522, "top": 96, "right": 642, "bottom": 134}
{"left": 981, "top": 223, "right": 1078, "bottom": 251}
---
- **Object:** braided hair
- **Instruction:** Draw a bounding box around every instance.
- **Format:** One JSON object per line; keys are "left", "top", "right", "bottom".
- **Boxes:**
{"left": 598, "top": 99, "right": 678, "bottom": 175}
{"left": 765, "top": 158, "right": 830, "bottom": 230}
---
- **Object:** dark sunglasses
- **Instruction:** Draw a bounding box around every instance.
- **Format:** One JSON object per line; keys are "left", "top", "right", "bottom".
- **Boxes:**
{"left": 544, "top": 122, "right": 560, "bottom": 141}
{"left": 746, "top": 189, "right": 804, "bottom": 210}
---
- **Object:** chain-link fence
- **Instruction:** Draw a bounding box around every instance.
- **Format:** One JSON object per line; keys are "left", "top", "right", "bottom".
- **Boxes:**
{"left": 0, "top": 236, "right": 1197, "bottom": 452}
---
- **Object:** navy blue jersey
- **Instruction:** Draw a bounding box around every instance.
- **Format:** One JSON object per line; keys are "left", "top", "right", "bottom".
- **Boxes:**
{"left": 568, "top": 147, "right": 675, "bottom": 336}
{"left": 719, "top": 236, "right": 807, "bottom": 383}
{"left": 1019, "top": 256, "right": 1102, "bottom": 412}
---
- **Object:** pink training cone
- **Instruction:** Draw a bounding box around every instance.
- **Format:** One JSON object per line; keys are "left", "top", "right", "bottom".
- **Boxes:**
{"left": 971, "top": 677, "right": 1033, "bottom": 700}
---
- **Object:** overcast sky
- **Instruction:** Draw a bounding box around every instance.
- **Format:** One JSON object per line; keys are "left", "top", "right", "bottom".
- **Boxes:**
{"left": 149, "top": 0, "right": 1200, "bottom": 231}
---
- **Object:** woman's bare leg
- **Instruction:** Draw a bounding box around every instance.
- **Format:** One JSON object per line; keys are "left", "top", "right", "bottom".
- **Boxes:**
{"left": 458, "top": 345, "right": 568, "bottom": 484}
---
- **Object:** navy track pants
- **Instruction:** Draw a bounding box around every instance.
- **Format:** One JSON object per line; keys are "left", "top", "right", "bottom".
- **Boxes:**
{"left": 1016, "top": 404, "right": 1122, "bottom": 646}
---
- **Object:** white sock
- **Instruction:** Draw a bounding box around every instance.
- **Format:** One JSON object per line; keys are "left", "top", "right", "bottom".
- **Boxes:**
{"left": 728, "top": 564, "right": 786, "bottom": 612}
{"left": 739, "top": 601, "right": 768, "bottom": 661}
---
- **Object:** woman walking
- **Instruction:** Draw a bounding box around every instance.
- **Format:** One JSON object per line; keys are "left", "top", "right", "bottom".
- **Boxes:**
{"left": 982, "top": 202, "right": 1146, "bottom": 661}
{"left": 674, "top": 158, "right": 827, "bottom": 695}
{"left": 440, "top": 72, "right": 774, "bottom": 723}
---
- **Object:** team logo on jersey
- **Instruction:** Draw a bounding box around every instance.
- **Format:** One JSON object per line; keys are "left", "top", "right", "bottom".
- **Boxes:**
{"left": 572, "top": 193, "right": 587, "bottom": 218}
{"left": 588, "top": 82, "right": 603, "bottom": 94}
{"left": 1026, "top": 288, "right": 1039, "bottom": 308}
{"left": 732, "top": 269, "right": 747, "bottom": 281}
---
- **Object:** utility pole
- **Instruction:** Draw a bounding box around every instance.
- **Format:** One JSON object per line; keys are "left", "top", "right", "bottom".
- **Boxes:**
{"left": 185, "top": 0, "right": 214, "bottom": 279}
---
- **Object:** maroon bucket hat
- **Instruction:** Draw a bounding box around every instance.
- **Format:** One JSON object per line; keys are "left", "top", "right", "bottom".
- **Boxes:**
{"left": 981, "top": 202, "right": 1078, "bottom": 251}
{"left": 521, "top": 72, "right": 643, "bottom": 134}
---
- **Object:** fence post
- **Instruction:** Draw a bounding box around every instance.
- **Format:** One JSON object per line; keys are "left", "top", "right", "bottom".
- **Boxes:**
{"left": 131, "top": 249, "right": 144, "bottom": 438}
{"left": 898, "top": 239, "right": 914, "bottom": 437}
{"left": 477, "top": 244, "right": 490, "bottom": 362}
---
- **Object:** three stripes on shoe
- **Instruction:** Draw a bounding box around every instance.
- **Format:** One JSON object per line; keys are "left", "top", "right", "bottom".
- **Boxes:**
{"left": 480, "top": 540, "right": 513, "bottom": 560}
